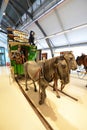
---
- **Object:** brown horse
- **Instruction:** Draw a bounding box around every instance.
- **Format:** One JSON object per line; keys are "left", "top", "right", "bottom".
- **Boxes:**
{"left": 24, "top": 51, "right": 77, "bottom": 105}
{"left": 76, "top": 54, "right": 87, "bottom": 71}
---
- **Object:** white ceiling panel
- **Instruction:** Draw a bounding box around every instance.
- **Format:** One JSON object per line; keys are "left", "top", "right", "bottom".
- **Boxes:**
{"left": 57, "top": 0, "right": 87, "bottom": 29}
{"left": 24, "top": 23, "right": 49, "bottom": 49}
{"left": 23, "top": 0, "right": 87, "bottom": 51}
{"left": 37, "top": 39, "right": 49, "bottom": 49}
{"left": 25, "top": 22, "right": 45, "bottom": 40}
{"left": 50, "top": 34, "right": 68, "bottom": 46}
{"left": 67, "top": 26, "right": 87, "bottom": 44}
{"left": 38, "top": 10, "right": 62, "bottom": 35}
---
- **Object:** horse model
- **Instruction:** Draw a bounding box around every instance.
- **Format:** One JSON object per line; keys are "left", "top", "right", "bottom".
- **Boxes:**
{"left": 24, "top": 51, "right": 77, "bottom": 105}
{"left": 76, "top": 54, "right": 87, "bottom": 72}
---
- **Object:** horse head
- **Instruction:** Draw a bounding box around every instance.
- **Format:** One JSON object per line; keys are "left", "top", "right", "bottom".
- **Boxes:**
{"left": 76, "top": 54, "right": 87, "bottom": 66}
{"left": 76, "top": 56, "right": 82, "bottom": 66}
{"left": 61, "top": 51, "right": 77, "bottom": 70}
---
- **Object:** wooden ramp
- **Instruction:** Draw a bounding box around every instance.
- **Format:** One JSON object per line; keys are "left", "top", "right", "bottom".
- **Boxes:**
{"left": 16, "top": 75, "right": 87, "bottom": 130}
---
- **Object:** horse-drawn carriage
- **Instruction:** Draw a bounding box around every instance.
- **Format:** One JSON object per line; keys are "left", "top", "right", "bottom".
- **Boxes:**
{"left": 7, "top": 27, "right": 78, "bottom": 104}
{"left": 7, "top": 27, "right": 37, "bottom": 78}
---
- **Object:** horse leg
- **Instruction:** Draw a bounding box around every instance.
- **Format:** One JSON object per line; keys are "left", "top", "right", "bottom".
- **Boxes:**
{"left": 60, "top": 80, "right": 65, "bottom": 91}
{"left": 39, "top": 91, "right": 45, "bottom": 105}
{"left": 33, "top": 80, "right": 37, "bottom": 92}
{"left": 39, "top": 87, "right": 46, "bottom": 105}
{"left": 25, "top": 75, "right": 28, "bottom": 91}
{"left": 54, "top": 79, "right": 60, "bottom": 98}
{"left": 38, "top": 78, "right": 47, "bottom": 105}
{"left": 53, "top": 82, "right": 56, "bottom": 91}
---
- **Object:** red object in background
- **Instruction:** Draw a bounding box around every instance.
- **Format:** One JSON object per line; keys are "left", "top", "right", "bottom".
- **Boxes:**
{"left": 6, "top": 62, "right": 10, "bottom": 66}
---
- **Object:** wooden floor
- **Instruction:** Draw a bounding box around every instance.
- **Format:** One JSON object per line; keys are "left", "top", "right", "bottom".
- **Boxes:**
{"left": 0, "top": 66, "right": 87, "bottom": 130}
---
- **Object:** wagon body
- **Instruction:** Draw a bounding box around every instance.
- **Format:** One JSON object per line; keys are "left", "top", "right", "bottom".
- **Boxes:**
{"left": 10, "top": 44, "right": 37, "bottom": 75}
{"left": 7, "top": 27, "right": 37, "bottom": 76}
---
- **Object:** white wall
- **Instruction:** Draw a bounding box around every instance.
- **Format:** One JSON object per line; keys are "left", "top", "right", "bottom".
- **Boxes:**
{"left": 42, "top": 45, "right": 87, "bottom": 59}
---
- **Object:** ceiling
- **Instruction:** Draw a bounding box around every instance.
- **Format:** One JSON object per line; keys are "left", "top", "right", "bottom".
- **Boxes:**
{"left": 0, "top": 0, "right": 87, "bottom": 60}
{"left": 0, "top": 0, "right": 36, "bottom": 33}
{"left": 20, "top": 0, "right": 87, "bottom": 52}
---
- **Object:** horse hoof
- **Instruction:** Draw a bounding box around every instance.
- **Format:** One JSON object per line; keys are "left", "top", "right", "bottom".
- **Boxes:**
{"left": 61, "top": 87, "right": 64, "bottom": 91}
{"left": 61, "top": 89, "right": 63, "bottom": 91}
{"left": 57, "top": 95, "right": 60, "bottom": 98}
{"left": 45, "top": 94, "right": 46, "bottom": 98}
{"left": 39, "top": 100, "right": 43, "bottom": 105}
{"left": 53, "top": 88, "right": 56, "bottom": 91}
{"left": 34, "top": 89, "right": 37, "bottom": 92}
{"left": 25, "top": 88, "right": 28, "bottom": 91}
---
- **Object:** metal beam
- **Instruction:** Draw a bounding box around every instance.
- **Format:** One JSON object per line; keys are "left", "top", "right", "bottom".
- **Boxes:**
{"left": 10, "top": 0, "right": 33, "bottom": 19}
{"left": 0, "top": 0, "right": 9, "bottom": 23}
{"left": 0, "top": 0, "right": 3, "bottom": 8}
{"left": 54, "top": 9, "right": 70, "bottom": 46}
{"left": 5, "top": 13, "right": 15, "bottom": 25}
{"left": 9, "top": 2, "right": 20, "bottom": 19}
{"left": 35, "top": 21, "right": 54, "bottom": 57}
{"left": 1, "top": 19, "right": 9, "bottom": 27}
{"left": 41, "top": 42, "right": 87, "bottom": 50}
{"left": 0, "top": 30, "right": 7, "bottom": 34}
{"left": 9, "top": 1, "right": 23, "bottom": 25}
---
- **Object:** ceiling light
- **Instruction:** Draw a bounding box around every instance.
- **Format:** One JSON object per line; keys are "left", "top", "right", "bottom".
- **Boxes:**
{"left": 3, "top": 12, "right": 5, "bottom": 16}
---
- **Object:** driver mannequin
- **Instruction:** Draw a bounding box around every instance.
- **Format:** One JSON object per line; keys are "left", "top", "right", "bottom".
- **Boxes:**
{"left": 29, "top": 31, "right": 35, "bottom": 45}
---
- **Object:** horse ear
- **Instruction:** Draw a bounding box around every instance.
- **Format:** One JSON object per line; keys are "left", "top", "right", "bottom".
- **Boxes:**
{"left": 60, "top": 53, "right": 63, "bottom": 56}
{"left": 66, "top": 51, "right": 72, "bottom": 53}
{"left": 82, "top": 53, "right": 85, "bottom": 56}
{"left": 76, "top": 56, "right": 80, "bottom": 61}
